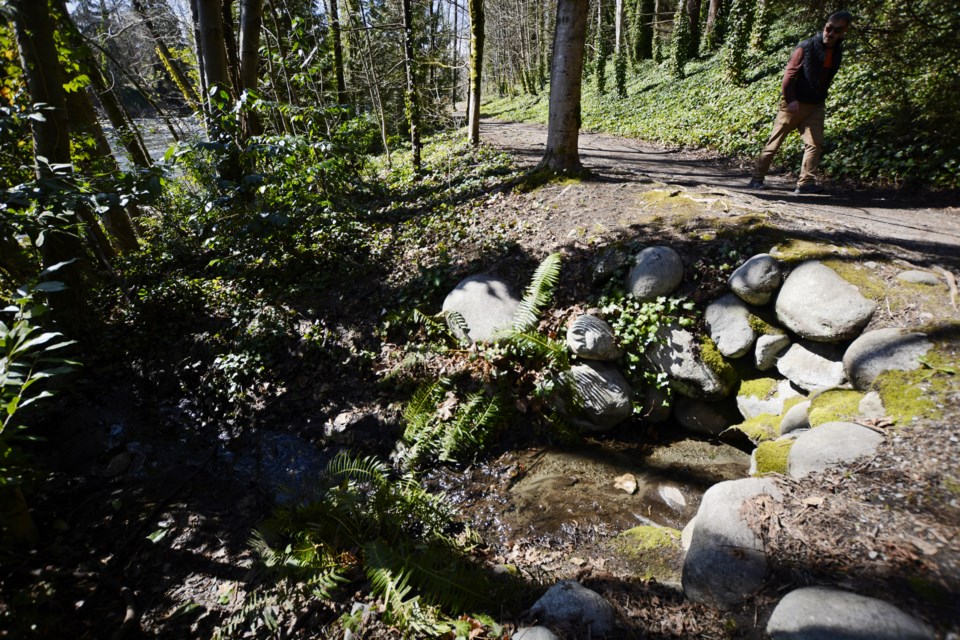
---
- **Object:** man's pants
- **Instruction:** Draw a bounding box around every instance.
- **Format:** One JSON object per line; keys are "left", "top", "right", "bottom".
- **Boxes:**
{"left": 753, "top": 100, "right": 825, "bottom": 187}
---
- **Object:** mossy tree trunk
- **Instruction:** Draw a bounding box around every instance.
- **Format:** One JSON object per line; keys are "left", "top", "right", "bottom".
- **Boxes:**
{"left": 467, "top": 0, "right": 485, "bottom": 145}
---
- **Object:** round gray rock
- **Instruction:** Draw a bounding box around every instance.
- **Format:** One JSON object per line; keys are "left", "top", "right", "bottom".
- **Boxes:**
{"left": 528, "top": 580, "right": 616, "bottom": 636}
{"left": 442, "top": 275, "right": 519, "bottom": 342}
{"left": 787, "top": 421, "right": 884, "bottom": 479}
{"left": 896, "top": 270, "right": 940, "bottom": 286}
{"left": 842, "top": 328, "right": 932, "bottom": 390}
{"left": 512, "top": 627, "right": 560, "bottom": 640}
{"left": 626, "top": 246, "right": 684, "bottom": 302}
{"left": 755, "top": 333, "right": 791, "bottom": 371}
{"left": 682, "top": 477, "right": 782, "bottom": 609}
{"left": 767, "top": 586, "right": 935, "bottom": 640}
{"left": 566, "top": 314, "right": 622, "bottom": 360}
{"left": 705, "top": 293, "right": 756, "bottom": 358}
{"left": 729, "top": 253, "right": 783, "bottom": 305}
{"left": 645, "top": 325, "right": 737, "bottom": 400}
{"left": 775, "top": 261, "right": 876, "bottom": 342}
{"left": 776, "top": 343, "right": 846, "bottom": 392}
{"left": 570, "top": 361, "right": 633, "bottom": 430}
{"left": 779, "top": 400, "right": 811, "bottom": 435}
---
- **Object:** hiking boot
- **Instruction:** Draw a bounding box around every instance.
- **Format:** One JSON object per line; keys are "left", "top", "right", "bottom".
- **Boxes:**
{"left": 794, "top": 183, "right": 824, "bottom": 194}
{"left": 747, "top": 178, "right": 766, "bottom": 189}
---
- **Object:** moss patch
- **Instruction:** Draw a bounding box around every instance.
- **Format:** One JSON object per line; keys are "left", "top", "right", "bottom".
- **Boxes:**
{"left": 772, "top": 239, "right": 861, "bottom": 264}
{"left": 739, "top": 377, "right": 778, "bottom": 399}
{"left": 822, "top": 259, "right": 889, "bottom": 306}
{"left": 809, "top": 389, "right": 865, "bottom": 427}
{"left": 748, "top": 314, "right": 784, "bottom": 336}
{"left": 613, "top": 525, "right": 684, "bottom": 582}
{"left": 699, "top": 336, "right": 739, "bottom": 392}
{"left": 732, "top": 413, "right": 780, "bottom": 442}
{"left": 753, "top": 439, "right": 794, "bottom": 475}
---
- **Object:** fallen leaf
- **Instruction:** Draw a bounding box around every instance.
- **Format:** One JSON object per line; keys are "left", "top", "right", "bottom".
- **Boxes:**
{"left": 802, "top": 496, "right": 824, "bottom": 507}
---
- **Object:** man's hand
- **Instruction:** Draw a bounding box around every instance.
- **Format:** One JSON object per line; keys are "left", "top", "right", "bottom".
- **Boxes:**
{"left": 787, "top": 100, "right": 800, "bottom": 114}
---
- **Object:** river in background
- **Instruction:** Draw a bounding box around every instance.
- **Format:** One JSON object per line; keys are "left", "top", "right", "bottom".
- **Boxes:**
{"left": 102, "top": 115, "right": 204, "bottom": 170}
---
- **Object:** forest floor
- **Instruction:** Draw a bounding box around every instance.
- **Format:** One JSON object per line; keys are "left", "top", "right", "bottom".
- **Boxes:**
{"left": 3, "top": 117, "right": 959, "bottom": 639}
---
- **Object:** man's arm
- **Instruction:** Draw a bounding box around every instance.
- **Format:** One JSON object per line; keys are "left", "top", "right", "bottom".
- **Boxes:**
{"left": 782, "top": 47, "right": 804, "bottom": 112}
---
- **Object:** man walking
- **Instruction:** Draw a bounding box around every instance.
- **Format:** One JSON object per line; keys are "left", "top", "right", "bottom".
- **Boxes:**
{"left": 748, "top": 10, "right": 853, "bottom": 194}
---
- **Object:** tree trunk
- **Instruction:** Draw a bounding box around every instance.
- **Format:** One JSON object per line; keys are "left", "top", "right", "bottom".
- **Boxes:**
{"left": 189, "top": 0, "right": 212, "bottom": 128}
{"left": 221, "top": 0, "right": 242, "bottom": 96}
{"left": 703, "top": 0, "right": 722, "bottom": 49}
{"left": 238, "top": 0, "right": 263, "bottom": 137}
{"left": 401, "top": 0, "right": 422, "bottom": 172}
{"left": 686, "top": 0, "right": 702, "bottom": 57}
{"left": 614, "top": 0, "right": 623, "bottom": 54}
{"left": 537, "top": 0, "right": 588, "bottom": 173}
{"left": 11, "top": 0, "right": 89, "bottom": 309}
{"left": 327, "top": 0, "right": 348, "bottom": 106}
{"left": 131, "top": 0, "right": 202, "bottom": 111}
{"left": 467, "top": 0, "right": 484, "bottom": 145}
{"left": 451, "top": 0, "right": 459, "bottom": 107}
{"left": 196, "top": 0, "right": 233, "bottom": 132}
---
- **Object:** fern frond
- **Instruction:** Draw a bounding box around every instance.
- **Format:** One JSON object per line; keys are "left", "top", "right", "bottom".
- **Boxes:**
{"left": 326, "top": 451, "right": 391, "bottom": 488}
{"left": 403, "top": 378, "right": 446, "bottom": 432}
{"left": 439, "top": 392, "right": 506, "bottom": 462}
{"left": 442, "top": 310, "right": 471, "bottom": 345}
{"left": 498, "top": 329, "right": 570, "bottom": 367}
{"left": 512, "top": 252, "right": 562, "bottom": 331}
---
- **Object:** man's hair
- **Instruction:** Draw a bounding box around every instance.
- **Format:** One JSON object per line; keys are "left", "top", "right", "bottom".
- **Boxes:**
{"left": 829, "top": 10, "right": 854, "bottom": 24}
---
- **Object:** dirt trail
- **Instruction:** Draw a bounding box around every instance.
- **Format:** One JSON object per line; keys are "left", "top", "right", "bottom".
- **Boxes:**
{"left": 480, "top": 119, "right": 960, "bottom": 267}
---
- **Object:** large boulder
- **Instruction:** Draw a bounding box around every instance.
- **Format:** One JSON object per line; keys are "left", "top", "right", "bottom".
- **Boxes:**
{"left": 728, "top": 253, "right": 783, "bottom": 305}
{"left": 767, "top": 586, "right": 934, "bottom": 640}
{"left": 787, "top": 421, "right": 884, "bottom": 479}
{"left": 566, "top": 314, "right": 622, "bottom": 360}
{"left": 570, "top": 362, "right": 633, "bottom": 430}
{"left": 843, "top": 328, "right": 932, "bottom": 390}
{"left": 441, "top": 275, "right": 519, "bottom": 342}
{"left": 682, "top": 477, "right": 782, "bottom": 609}
{"left": 645, "top": 326, "right": 738, "bottom": 400}
{"left": 528, "top": 580, "right": 617, "bottom": 636}
{"left": 775, "top": 261, "right": 876, "bottom": 342}
{"left": 776, "top": 343, "right": 846, "bottom": 392}
{"left": 626, "top": 246, "right": 684, "bottom": 302}
{"left": 705, "top": 294, "right": 756, "bottom": 358}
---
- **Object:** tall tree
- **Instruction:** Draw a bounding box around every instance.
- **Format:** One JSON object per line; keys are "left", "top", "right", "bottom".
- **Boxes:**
{"left": 326, "top": 0, "right": 348, "bottom": 105}
{"left": 537, "top": 0, "right": 588, "bottom": 173}
{"left": 401, "top": 0, "right": 422, "bottom": 171}
{"left": 196, "top": 0, "right": 233, "bottom": 129}
{"left": 701, "top": 0, "right": 724, "bottom": 51}
{"left": 238, "top": 0, "right": 264, "bottom": 137}
{"left": 10, "top": 0, "right": 90, "bottom": 309}
{"left": 131, "top": 0, "right": 202, "bottom": 111}
{"left": 466, "top": 0, "right": 484, "bottom": 144}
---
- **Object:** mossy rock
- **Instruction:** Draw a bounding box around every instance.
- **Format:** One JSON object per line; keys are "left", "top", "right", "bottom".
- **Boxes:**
{"left": 739, "top": 377, "right": 779, "bottom": 399}
{"left": 753, "top": 439, "right": 794, "bottom": 475}
{"left": 771, "top": 239, "right": 862, "bottom": 265}
{"left": 748, "top": 314, "right": 785, "bottom": 336}
{"left": 809, "top": 389, "right": 865, "bottom": 427}
{"left": 613, "top": 525, "right": 683, "bottom": 583}
{"left": 731, "top": 413, "right": 780, "bottom": 442}
{"left": 699, "top": 336, "right": 739, "bottom": 391}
